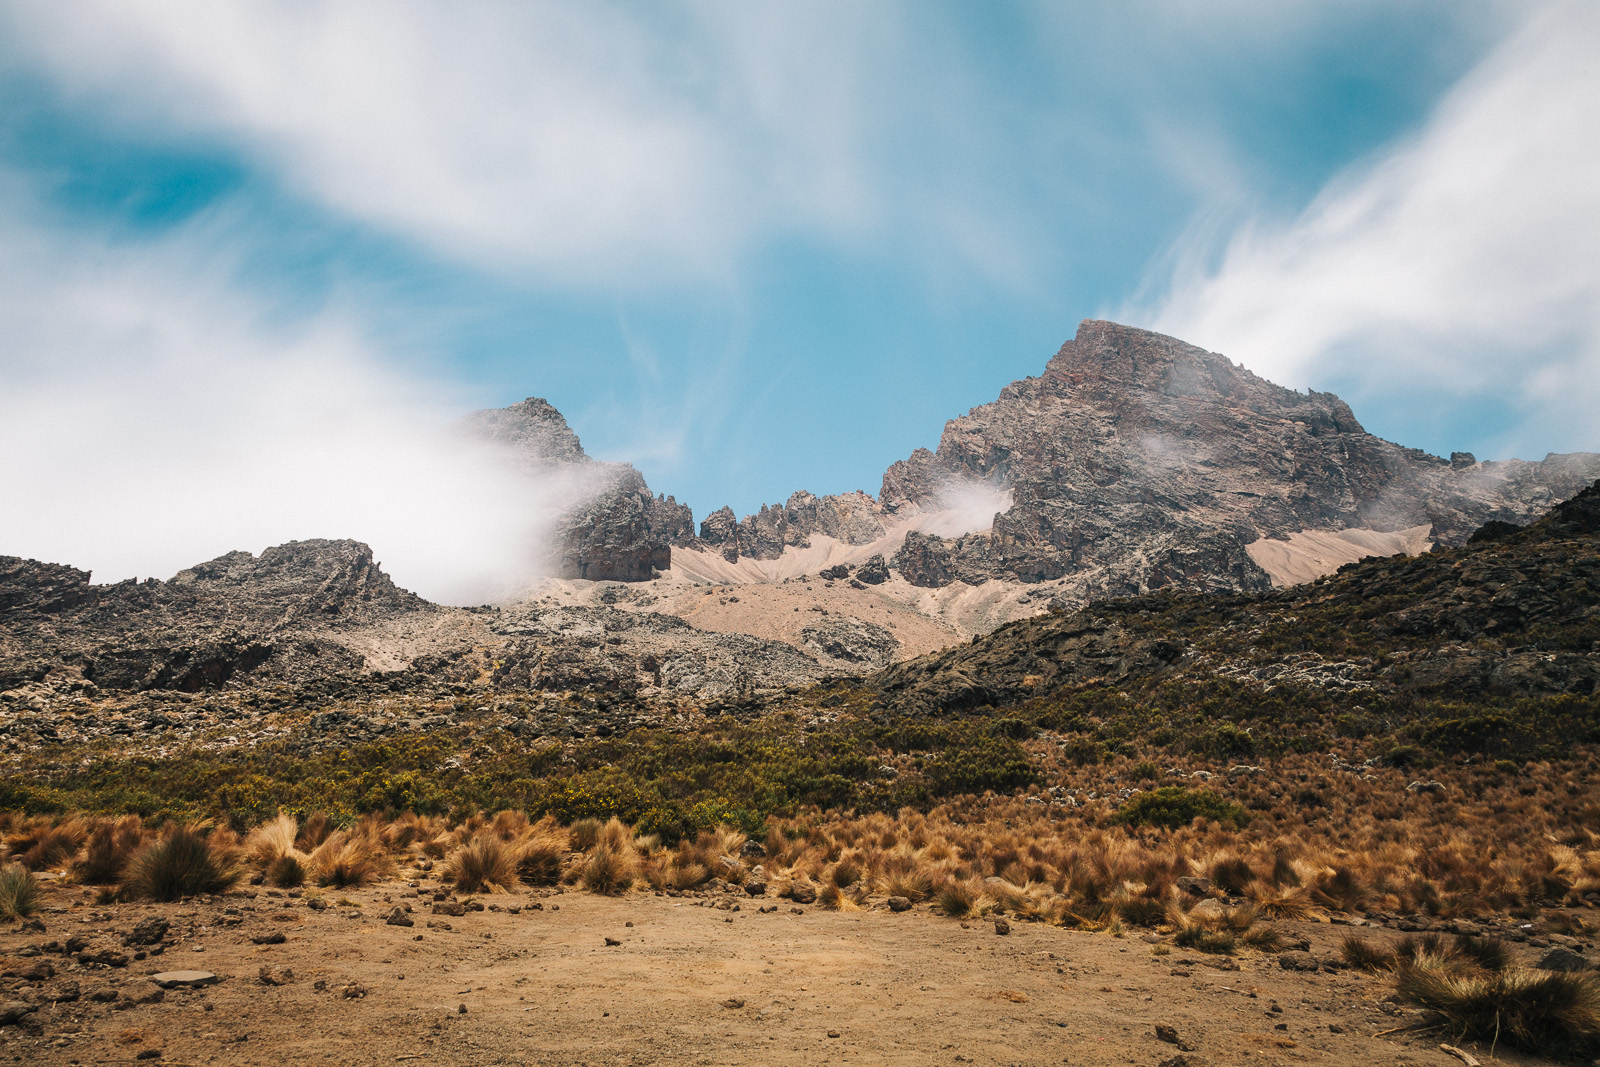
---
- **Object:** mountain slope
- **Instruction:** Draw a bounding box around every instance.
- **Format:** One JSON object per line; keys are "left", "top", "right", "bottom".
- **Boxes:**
{"left": 869, "top": 478, "right": 1600, "bottom": 756}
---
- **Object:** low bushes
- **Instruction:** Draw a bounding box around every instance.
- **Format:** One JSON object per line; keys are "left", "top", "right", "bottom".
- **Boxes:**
{"left": 1116, "top": 788, "right": 1248, "bottom": 829}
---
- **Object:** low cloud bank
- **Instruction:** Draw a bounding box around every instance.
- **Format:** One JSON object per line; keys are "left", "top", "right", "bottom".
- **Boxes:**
{"left": 0, "top": 205, "right": 585, "bottom": 606}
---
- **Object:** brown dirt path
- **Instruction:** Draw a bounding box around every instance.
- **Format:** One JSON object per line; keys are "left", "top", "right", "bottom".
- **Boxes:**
{"left": 0, "top": 881, "right": 1549, "bottom": 1067}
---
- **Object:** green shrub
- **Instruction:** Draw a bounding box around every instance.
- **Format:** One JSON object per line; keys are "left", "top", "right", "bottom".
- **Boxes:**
{"left": 1190, "top": 724, "right": 1256, "bottom": 760}
{"left": 990, "top": 717, "right": 1035, "bottom": 741}
{"left": 1058, "top": 736, "right": 1105, "bottom": 766}
{"left": 1384, "top": 745, "right": 1424, "bottom": 768}
{"left": 923, "top": 736, "right": 1037, "bottom": 795}
{"left": 1116, "top": 788, "right": 1247, "bottom": 829}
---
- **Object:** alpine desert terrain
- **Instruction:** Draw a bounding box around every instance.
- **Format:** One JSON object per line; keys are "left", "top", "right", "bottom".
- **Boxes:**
{"left": 3, "top": 323, "right": 1600, "bottom": 1065}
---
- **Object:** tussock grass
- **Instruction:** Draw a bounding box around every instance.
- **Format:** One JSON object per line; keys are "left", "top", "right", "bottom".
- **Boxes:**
{"left": 514, "top": 821, "right": 568, "bottom": 887}
{"left": 266, "top": 852, "right": 307, "bottom": 888}
{"left": 73, "top": 816, "right": 146, "bottom": 885}
{"left": 308, "top": 831, "right": 395, "bottom": 888}
{"left": 0, "top": 863, "right": 41, "bottom": 920}
{"left": 444, "top": 835, "right": 520, "bottom": 893}
{"left": 935, "top": 878, "right": 979, "bottom": 917}
{"left": 569, "top": 818, "right": 604, "bottom": 852}
{"left": 122, "top": 826, "right": 241, "bottom": 901}
{"left": 1395, "top": 955, "right": 1600, "bottom": 1057}
{"left": 1340, "top": 934, "right": 1396, "bottom": 971}
{"left": 580, "top": 846, "right": 636, "bottom": 894}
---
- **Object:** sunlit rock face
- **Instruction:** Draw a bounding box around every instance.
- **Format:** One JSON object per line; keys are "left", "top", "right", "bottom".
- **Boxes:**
{"left": 876, "top": 319, "right": 1600, "bottom": 597}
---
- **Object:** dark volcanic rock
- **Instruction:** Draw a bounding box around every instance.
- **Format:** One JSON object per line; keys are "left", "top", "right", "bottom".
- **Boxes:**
{"left": 855, "top": 554, "right": 890, "bottom": 585}
{"left": 0, "top": 539, "right": 425, "bottom": 693}
{"left": 873, "top": 478, "right": 1600, "bottom": 713}
{"left": 462, "top": 397, "right": 693, "bottom": 581}
{"left": 800, "top": 617, "right": 900, "bottom": 670}
{"left": 696, "top": 492, "right": 884, "bottom": 564}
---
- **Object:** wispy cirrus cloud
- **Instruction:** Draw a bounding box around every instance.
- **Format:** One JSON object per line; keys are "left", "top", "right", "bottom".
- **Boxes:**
{"left": 1139, "top": 3, "right": 1600, "bottom": 458}
{"left": 0, "top": 1, "right": 904, "bottom": 285}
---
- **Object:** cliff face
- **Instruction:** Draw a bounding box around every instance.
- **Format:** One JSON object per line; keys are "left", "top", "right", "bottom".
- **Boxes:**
{"left": 461, "top": 398, "right": 693, "bottom": 582}
{"left": 873, "top": 320, "right": 1600, "bottom": 597}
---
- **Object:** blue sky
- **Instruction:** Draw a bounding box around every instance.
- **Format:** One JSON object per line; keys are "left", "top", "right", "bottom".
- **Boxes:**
{"left": 1, "top": 1, "right": 1596, "bottom": 601}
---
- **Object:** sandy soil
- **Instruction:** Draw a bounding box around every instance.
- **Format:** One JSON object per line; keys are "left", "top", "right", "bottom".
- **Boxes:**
{"left": 0, "top": 878, "right": 1545, "bottom": 1067}
{"left": 1246, "top": 527, "right": 1434, "bottom": 588}
{"left": 532, "top": 569, "right": 1054, "bottom": 658}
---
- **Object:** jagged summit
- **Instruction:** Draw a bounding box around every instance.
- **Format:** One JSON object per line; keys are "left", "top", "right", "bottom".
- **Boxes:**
{"left": 462, "top": 397, "right": 693, "bottom": 582}
{"left": 461, "top": 397, "right": 588, "bottom": 467}
{"left": 871, "top": 319, "right": 1600, "bottom": 597}
{"left": 1043, "top": 320, "right": 1363, "bottom": 431}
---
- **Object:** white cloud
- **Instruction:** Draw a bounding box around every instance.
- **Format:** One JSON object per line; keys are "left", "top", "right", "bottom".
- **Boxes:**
{"left": 0, "top": 184, "right": 589, "bottom": 605}
{"left": 1141, "top": 3, "right": 1600, "bottom": 457}
{"left": 1, "top": 0, "right": 898, "bottom": 285}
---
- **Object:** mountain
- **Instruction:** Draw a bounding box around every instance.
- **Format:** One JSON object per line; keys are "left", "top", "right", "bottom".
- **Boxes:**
{"left": 873, "top": 320, "right": 1600, "bottom": 596}
{"left": 509, "top": 321, "right": 1593, "bottom": 656}
{"left": 461, "top": 397, "right": 694, "bottom": 582}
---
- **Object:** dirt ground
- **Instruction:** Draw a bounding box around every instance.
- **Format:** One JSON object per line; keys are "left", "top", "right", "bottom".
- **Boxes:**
{"left": 0, "top": 878, "right": 1556, "bottom": 1067}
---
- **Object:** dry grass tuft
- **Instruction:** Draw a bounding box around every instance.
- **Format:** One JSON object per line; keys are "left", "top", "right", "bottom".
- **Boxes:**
{"left": 73, "top": 816, "right": 146, "bottom": 885}
{"left": 0, "top": 863, "right": 41, "bottom": 920}
{"left": 121, "top": 826, "right": 242, "bottom": 901}
{"left": 308, "top": 831, "right": 395, "bottom": 889}
{"left": 444, "top": 835, "right": 520, "bottom": 893}
{"left": 1395, "top": 955, "right": 1600, "bottom": 1057}
{"left": 580, "top": 846, "right": 636, "bottom": 895}
{"left": 515, "top": 822, "right": 569, "bottom": 887}
{"left": 266, "top": 852, "right": 308, "bottom": 888}
{"left": 935, "top": 879, "right": 979, "bottom": 917}
{"left": 1339, "top": 934, "right": 1395, "bottom": 971}
{"left": 569, "top": 818, "right": 604, "bottom": 852}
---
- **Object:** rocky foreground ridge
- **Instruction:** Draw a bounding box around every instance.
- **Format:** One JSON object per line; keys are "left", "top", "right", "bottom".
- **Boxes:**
{"left": 0, "top": 478, "right": 1595, "bottom": 772}
{"left": 870, "top": 477, "right": 1600, "bottom": 719}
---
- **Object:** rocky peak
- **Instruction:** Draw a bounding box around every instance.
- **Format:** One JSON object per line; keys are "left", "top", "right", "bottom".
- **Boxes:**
{"left": 460, "top": 396, "right": 588, "bottom": 467}
{"left": 877, "top": 319, "right": 1600, "bottom": 598}
{"left": 461, "top": 398, "right": 694, "bottom": 582}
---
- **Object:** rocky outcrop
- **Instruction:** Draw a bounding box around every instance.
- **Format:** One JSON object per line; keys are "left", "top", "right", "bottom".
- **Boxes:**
{"left": 879, "top": 320, "right": 1600, "bottom": 595}
{"left": 800, "top": 617, "right": 900, "bottom": 670}
{"left": 0, "top": 537, "right": 844, "bottom": 707}
{"left": 462, "top": 397, "right": 692, "bottom": 581}
{"left": 696, "top": 491, "right": 884, "bottom": 564}
{"left": 0, "top": 540, "right": 427, "bottom": 693}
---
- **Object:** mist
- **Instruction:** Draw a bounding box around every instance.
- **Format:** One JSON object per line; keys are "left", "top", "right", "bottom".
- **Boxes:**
{"left": 914, "top": 481, "right": 1015, "bottom": 539}
{"left": 0, "top": 203, "right": 589, "bottom": 606}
